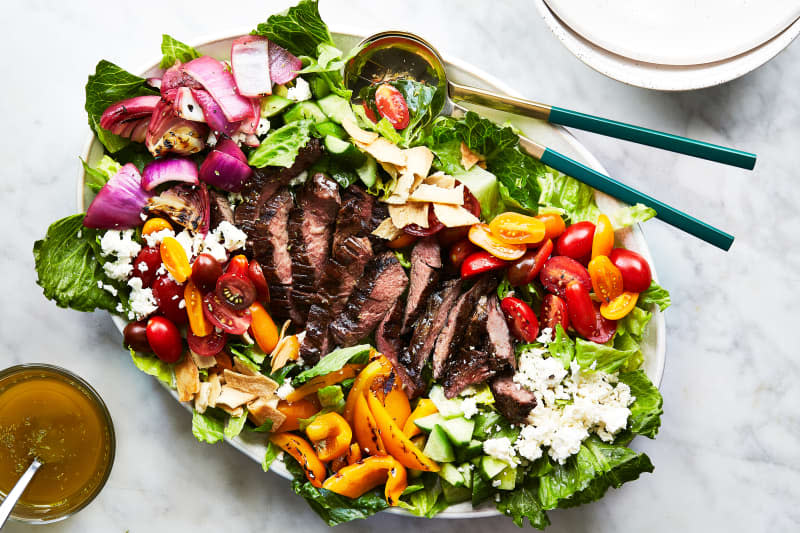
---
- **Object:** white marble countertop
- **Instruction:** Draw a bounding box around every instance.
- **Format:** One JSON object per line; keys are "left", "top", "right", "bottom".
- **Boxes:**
{"left": 2, "top": 0, "right": 799, "bottom": 531}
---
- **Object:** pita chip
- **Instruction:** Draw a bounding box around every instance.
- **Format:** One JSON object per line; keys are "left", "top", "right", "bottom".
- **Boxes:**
{"left": 432, "top": 203, "right": 481, "bottom": 227}
{"left": 460, "top": 142, "right": 484, "bottom": 170}
{"left": 223, "top": 369, "right": 278, "bottom": 399}
{"left": 389, "top": 202, "right": 429, "bottom": 228}
{"left": 248, "top": 396, "right": 287, "bottom": 431}
{"left": 194, "top": 382, "right": 212, "bottom": 414}
{"left": 342, "top": 116, "right": 378, "bottom": 144}
{"left": 175, "top": 354, "right": 200, "bottom": 402}
{"left": 424, "top": 172, "right": 456, "bottom": 189}
{"left": 372, "top": 217, "right": 404, "bottom": 241}
{"left": 408, "top": 184, "right": 464, "bottom": 205}
{"left": 215, "top": 386, "right": 257, "bottom": 411}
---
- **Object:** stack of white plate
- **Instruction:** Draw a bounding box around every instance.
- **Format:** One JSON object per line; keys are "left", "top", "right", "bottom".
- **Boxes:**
{"left": 535, "top": 0, "right": 800, "bottom": 90}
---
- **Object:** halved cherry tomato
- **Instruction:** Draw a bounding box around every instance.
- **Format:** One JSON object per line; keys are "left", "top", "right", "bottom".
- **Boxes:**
{"left": 191, "top": 253, "right": 223, "bottom": 293}
{"left": 187, "top": 329, "right": 227, "bottom": 357}
{"left": 249, "top": 302, "right": 279, "bottom": 353}
{"left": 202, "top": 292, "right": 252, "bottom": 334}
{"left": 216, "top": 272, "right": 256, "bottom": 310}
{"left": 387, "top": 233, "right": 418, "bottom": 249}
{"left": 123, "top": 320, "right": 150, "bottom": 353}
{"left": 132, "top": 247, "right": 161, "bottom": 288}
{"left": 247, "top": 260, "right": 270, "bottom": 304}
{"left": 448, "top": 239, "right": 478, "bottom": 268}
{"left": 500, "top": 296, "right": 539, "bottom": 342}
{"left": 152, "top": 275, "right": 188, "bottom": 325}
{"left": 438, "top": 227, "right": 469, "bottom": 247}
{"left": 146, "top": 316, "right": 183, "bottom": 362}
{"left": 403, "top": 206, "right": 444, "bottom": 237}
{"left": 536, "top": 212, "right": 566, "bottom": 241}
{"left": 601, "top": 291, "right": 639, "bottom": 320}
{"left": 142, "top": 217, "right": 172, "bottom": 235}
{"left": 160, "top": 236, "right": 192, "bottom": 282}
{"left": 564, "top": 281, "right": 597, "bottom": 340}
{"left": 540, "top": 294, "right": 569, "bottom": 333}
{"left": 539, "top": 256, "right": 592, "bottom": 297}
{"left": 555, "top": 221, "right": 596, "bottom": 264}
{"left": 489, "top": 212, "right": 546, "bottom": 245}
{"left": 184, "top": 280, "right": 212, "bottom": 337}
{"left": 362, "top": 101, "right": 378, "bottom": 123}
{"left": 460, "top": 183, "right": 482, "bottom": 218}
{"left": 468, "top": 223, "right": 526, "bottom": 261}
{"left": 588, "top": 255, "right": 623, "bottom": 303}
{"left": 375, "top": 83, "right": 410, "bottom": 130}
{"left": 588, "top": 303, "right": 617, "bottom": 343}
{"left": 460, "top": 251, "right": 508, "bottom": 279}
{"left": 591, "top": 214, "right": 614, "bottom": 259}
{"left": 507, "top": 239, "right": 553, "bottom": 286}
{"left": 226, "top": 254, "right": 249, "bottom": 278}
{"left": 609, "top": 248, "right": 652, "bottom": 293}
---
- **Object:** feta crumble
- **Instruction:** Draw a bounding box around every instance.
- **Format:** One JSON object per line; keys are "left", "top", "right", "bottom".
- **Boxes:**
{"left": 143, "top": 228, "right": 175, "bottom": 248}
{"left": 461, "top": 397, "right": 479, "bottom": 419}
{"left": 483, "top": 437, "right": 517, "bottom": 466}
{"left": 256, "top": 117, "right": 271, "bottom": 136}
{"left": 289, "top": 170, "right": 308, "bottom": 188}
{"left": 99, "top": 229, "right": 142, "bottom": 281}
{"left": 276, "top": 381, "right": 295, "bottom": 400}
{"left": 127, "top": 276, "right": 158, "bottom": 320}
{"left": 286, "top": 77, "right": 312, "bottom": 102}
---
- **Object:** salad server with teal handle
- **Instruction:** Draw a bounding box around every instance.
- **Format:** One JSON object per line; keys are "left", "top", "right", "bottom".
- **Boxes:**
{"left": 344, "top": 31, "right": 746, "bottom": 251}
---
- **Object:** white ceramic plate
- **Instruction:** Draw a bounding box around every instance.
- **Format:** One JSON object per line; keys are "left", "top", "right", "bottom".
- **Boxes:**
{"left": 534, "top": 0, "right": 800, "bottom": 91}
{"left": 78, "top": 30, "right": 666, "bottom": 520}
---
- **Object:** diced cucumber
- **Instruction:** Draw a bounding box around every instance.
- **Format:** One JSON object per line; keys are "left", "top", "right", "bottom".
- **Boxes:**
{"left": 307, "top": 76, "right": 330, "bottom": 99}
{"left": 317, "top": 94, "right": 358, "bottom": 125}
{"left": 442, "top": 481, "right": 472, "bottom": 504}
{"left": 314, "top": 120, "right": 347, "bottom": 139}
{"left": 438, "top": 462, "right": 465, "bottom": 487}
{"left": 480, "top": 456, "right": 508, "bottom": 479}
{"left": 455, "top": 439, "right": 484, "bottom": 462}
{"left": 441, "top": 417, "right": 475, "bottom": 447}
{"left": 460, "top": 463, "right": 473, "bottom": 488}
{"left": 323, "top": 135, "right": 366, "bottom": 167}
{"left": 423, "top": 425, "right": 455, "bottom": 463}
{"left": 429, "top": 385, "right": 465, "bottom": 419}
{"left": 274, "top": 84, "right": 289, "bottom": 98}
{"left": 355, "top": 155, "right": 378, "bottom": 188}
{"left": 413, "top": 413, "right": 445, "bottom": 433}
{"left": 260, "top": 95, "right": 292, "bottom": 118}
{"left": 496, "top": 466, "right": 517, "bottom": 490}
{"left": 283, "top": 101, "right": 327, "bottom": 124}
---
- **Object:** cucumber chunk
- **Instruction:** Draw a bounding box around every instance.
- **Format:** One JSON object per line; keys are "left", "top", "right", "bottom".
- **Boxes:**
{"left": 442, "top": 481, "right": 472, "bottom": 504}
{"left": 283, "top": 101, "right": 327, "bottom": 124}
{"left": 429, "top": 385, "right": 464, "bottom": 419}
{"left": 317, "top": 94, "right": 358, "bottom": 125}
{"left": 314, "top": 120, "right": 347, "bottom": 139}
{"left": 480, "top": 456, "right": 508, "bottom": 479}
{"left": 441, "top": 417, "right": 475, "bottom": 447}
{"left": 355, "top": 155, "right": 378, "bottom": 188}
{"left": 323, "top": 135, "right": 366, "bottom": 167}
{"left": 260, "top": 95, "right": 292, "bottom": 118}
{"left": 307, "top": 76, "right": 330, "bottom": 99}
{"left": 423, "top": 425, "right": 455, "bottom": 463}
{"left": 455, "top": 439, "right": 484, "bottom": 462}
{"left": 413, "top": 413, "right": 445, "bottom": 433}
{"left": 438, "top": 462, "right": 465, "bottom": 487}
{"left": 496, "top": 466, "right": 517, "bottom": 490}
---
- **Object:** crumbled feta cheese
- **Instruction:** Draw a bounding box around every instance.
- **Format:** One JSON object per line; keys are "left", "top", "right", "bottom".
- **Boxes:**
{"left": 76, "top": 230, "right": 82, "bottom": 238}
{"left": 230, "top": 132, "right": 247, "bottom": 146}
{"left": 99, "top": 229, "right": 142, "bottom": 281}
{"left": 491, "top": 479, "right": 502, "bottom": 488}
{"left": 286, "top": 77, "right": 312, "bottom": 102}
{"left": 537, "top": 327, "right": 554, "bottom": 344}
{"left": 143, "top": 228, "right": 175, "bottom": 248}
{"left": 127, "top": 276, "right": 158, "bottom": 319}
{"left": 115, "top": 303, "right": 125, "bottom": 313}
{"left": 215, "top": 221, "right": 247, "bottom": 251}
{"left": 256, "top": 117, "right": 271, "bottom": 136}
{"left": 137, "top": 261, "right": 149, "bottom": 273}
{"left": 276, "top": 381, "right": 295, "bottom": 400}
{"left": 483, "top": 437, "right": 517, "bottom": 465}
{"left": 97, "top": 281, "right": 118, "bottom": 296}
{"left": 207, "top": 131, "right": 218, "bottom": 147}
{"left": 289, "top": 171, "right": 308, "bottom": 188}
{"left": 175, "top": 230, "right": 204, "bottom": 261}
{"left": 461, "top": 397, "right": 479, "bottom": 419}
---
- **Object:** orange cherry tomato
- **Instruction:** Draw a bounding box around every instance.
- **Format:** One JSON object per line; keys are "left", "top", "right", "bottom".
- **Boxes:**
{"left": 142, "top": 217, "right": 172, "bottom": 235}
{"left": 535, "top": 212, "right": 566, "bottom": 241}
{"left": 588, "top": 255, "right": 624, "bottom": 303}
{"left": 488, "top": 212, "right": 546, "bottom": 245}
{"left": 184, "top": 280, "right": 212, "bottom": 337}
{"left": 249, "top": 302, "right": 279, "bottom": 353}
{"left": 387, "top": 232, "right": 418, "bottom": 249}
{"left": 592, "top": 214, "right": 615, "bottom": 259}
{"left": 600, "top": 291, "right": 639, "bottom": 320}
{"left": 159, "top": 236, "right": 192, "bottom": 282}
{"left": 468, "top": 223, "right": 526, "bottom": 261}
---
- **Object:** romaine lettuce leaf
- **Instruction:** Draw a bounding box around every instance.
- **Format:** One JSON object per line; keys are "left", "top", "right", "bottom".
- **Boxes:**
{"left": 638, "top": 281, "right": 671, "bottom": 311}
{"left": 160, "top": 34, "right": 200, "bottom": 69}
{"left": 399, "top": 473, "right": 448, "bottom": 518}
{"left": 316, "top": 385, "right": 345, "bottom": 411}
{"left": 609, "top": 203, "right": 656, "bottom": 229}
{"left": 618, "top": 370, "right": 663, "bottom": 439}
{"left": 574, "top": 338, "right": 637, "bottom": 374}
{"left": 253, "top": 0, "right": 333, "bottom": 58}
{"left": 191, "top": 410, "right": 224, "bottom": 444}
{"left": 548, "top": 324, "right": 575, "bottom": 370}
{"left": 298, "top": 42, "right": 362, "bottom": 99}
{"left": 262, "top": 441, "right": 281, "bottom": 472}
{"left": 495, "top": 479, "right": 551, "bottom": 529}
{"left": 82, "top": 155, "right": 122, "bottom": 193}
{"left": 537, "top": 170, "right": 600, "bottom": 223}
{"left": 129, "top": 348, "right": 174, "bottom": 387}
{"left": 293, "top": 344, "right": 371, "bottom": 385}
{"left": 224, "top": 411, "right": 248, "bottom": 439}
{"left": 248, "top": 120, "right": 313, "bottom": 168}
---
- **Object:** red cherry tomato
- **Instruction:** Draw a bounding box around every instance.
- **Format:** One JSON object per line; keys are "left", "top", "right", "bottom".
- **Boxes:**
{"left": 460, "top": 251, "right": 508, "bottom": 279}
{"left": 556, "top": 221, "right": 596, "bottom": 264}
{"left": 152, "top": 275, "right": 188, "bottom": 325}
{"left": 146, "top": 316, "right": 183, "bottom": 362}
{"left": 608, "top": 248, "right": 652, "bottom": 293}
{"left": 191, "top": 253, "right": 223, "bottom": 293}
{"left": 216, "top": 272, "right": 257, "bottom": 311}
{"left": 507, "top": 239, "right": 553, "bottom": 286}
{"left": 362, "top": 101, "right": 378, "bottom": 123}
{"left": 132, "top": 247, "right": 161, "bottom": 288}
{"left": 587, "top": 302, "right": 617, "bottom": 343}
{"left": 460, "top": 183, "right": 482, "bottom": 219}
{"left": 247, "top": 260, "right": 270, "bottom": 304}
{"left": 375, "top": 84, "right": 410, "bottom": 130}
{"left": 187, "top": 329, "right": 228, "bottom": 357}
{"left": 226, "top": 254, "right": 249, "bottom": 277}
{"left": 500, "top": 297, "right": 540, "bottom": 343}
{"left": 123, "top": 320, "right": 150, "bottom": 352}
{"left": 564, "top": 281, "right": 597, "bottom": 340}
{"left": 202, "top": 292, "right": 252, "bottom": 335}
{"left": 448, "top": 239, "right": 479, "bottom": 268}
{"left": 540, "top": 294, "right": 569, "bottom": 334}
{"left": 403, "top": 205, "right": 444, "bottom": 237}
{"left": 438, "top": 227, "right": 469, "bottom": 247}
{"left": 539, "top": 256, "right": 592, "bottom": 297}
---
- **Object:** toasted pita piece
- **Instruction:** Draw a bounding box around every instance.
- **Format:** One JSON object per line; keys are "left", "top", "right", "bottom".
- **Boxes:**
{"left": 424, "top": 172, "right": 456, "bottom": 189}
{"left": 223, "top": 369, "right": 278, "bottom": 399}
{"left": 248, "top": 396, "right": 287, "bottom": 431}
{"left": 389, "top": 202, "right": 429, "bottom": 228}
{"left": 219, "top": 405, "right": 244, "bottom": 417}
{"left": 215, "top": 386, "right": 257, "bottom": 411}
{"left": 433, "top": 203, "right": 481, "bottom": 227}
{"left": 175, "top": 354, "right": 200, "bottom": 402}
{"left": 372, "top": 218, "right": 404, "bottom": 241}
{"left": 403, "top": 146, "right": 434, "bottom": 183}
{"left": 194, "top": 382, "right": 212, "bottom": 414}
{"left": 379, "top": 161, "right": 399, "bottom": 181}
{"left": 190, "top": 350, "right": 218, "bottom": 369}
{"left": 408, "top": 184, "right": 464, "bottom": 205}
{"left": 386, "top": 171, "right": 415, "bottom": 204}
{"left": 342, "top": 117, "right": 379, "bottom": 144}
{"left": 357, "top": 137, "right": 406, "bottom": 167}
{"left": 460, "top": 142, "right": 484, "bottom": 170}
{"left": 207, "top": 373, "right": 223, "bottom": 407}
{"left": 232, "top": 357, "right": 258, "bottom": 377}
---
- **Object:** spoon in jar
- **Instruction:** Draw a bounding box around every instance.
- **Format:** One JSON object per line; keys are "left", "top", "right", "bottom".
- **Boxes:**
{"left": 343, "top": 31, "right": 749, "bottom": 250}
{"left": 0, "top": 457, "right": 42, "bottom": 527}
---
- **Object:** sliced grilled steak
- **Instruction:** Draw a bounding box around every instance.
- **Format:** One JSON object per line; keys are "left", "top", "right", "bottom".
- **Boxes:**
{"left": 442, "top": 295, "right": 496, "bottom": 398}
{"left": 401, "top": 237, "right": 442, "bottom": 333}
{"left": 486, "top": 294, "right": 516, "bottom": 371}
{"left": 375, "top": 300, "right": 411, "bottom": 386}
{"left": 331, "top": 185, "right": 374, "bottom": 250}
{"left": 398, "top": 279, "right": 461, "bottom": 397}
{"left": 432, "top": 275, "right": 497, "bottom": 379}
{"left": 367, "top": 201, "right": 390, "bottom": 252}
{"left": 491, "top": 373, "right": 537, "bottom": 423}
{"left": 288, "top": 173, "right": 341, "bottom": 322}
{"left": 209, "top": 190, "right": 234, "bottom": 228}
{"left": 330, "top": 252, "right": 409, "bottom": 347}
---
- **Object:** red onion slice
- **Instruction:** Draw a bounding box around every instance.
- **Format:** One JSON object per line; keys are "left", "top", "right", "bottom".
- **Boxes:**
{"left": 146, "top": 183, "right": 210, "bottom": 233}
{"left": 100, "top": 95, "right": 160, "bottom": 139}
{"left": 160, "top": 61, "right": 202, "bottom": 103}
{"left": 214, "top": 138, "right": 247, "bottom": 163}
{"left": 199, "top": 149, "right": 253, "bottom": 193}
{"left": 84, "top": 164, "right": 152, "bottom": 229}
{"left": 183, "top": 56, "right": 253, "bottom": 122}
{"left": 268, "top": 42, "right": 302, "bottom": 85}
{"left": 146, "top": 100, "right": 208, "bottom": 157}
{"left": 173, "top": 87, "right": 205, "bottom": 122}
{"left": 238, "top": 98, "right": 261, "bottom": 135}
{"left": 191, "top": 88, "right": 238, "bottom": 135}
{"left": 231, "top": 35, "right": 271, "bottom": 97}
{"left": 142, "top": 158, "right": 199, "bottom": 191}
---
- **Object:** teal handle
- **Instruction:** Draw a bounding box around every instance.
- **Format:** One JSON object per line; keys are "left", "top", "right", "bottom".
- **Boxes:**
{"left": 549, "top": 106, "right": 756, "bottom": 170}
{"left": 540, "top": 148, "right": 734, "bottom": 251}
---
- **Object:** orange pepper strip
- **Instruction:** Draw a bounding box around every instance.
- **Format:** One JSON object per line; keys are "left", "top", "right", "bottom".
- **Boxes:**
{"left": 402, "top": 399, "right": 438, "bottom": 438}
{"left": 366, "top": 392, "right": 439, "bottom": 472}
{"left": 378, "top": 382, "right": 411, "bottom": 429}
{"left": 285, "top": 364, "right": 364, "bottom": 403}
{"left": 184, "top": 280, "right": 212, "bottom": 337}
{"left": 249, "top": 302, "right": 279, "bottom": 353}
{"left": 346, "top": 442, "right": 362, "bottom": 465}
{"left": 321, "top": 455, "right": 407, "bottom": 506}
{"left": 269, "top": 433, "right": 327, "bottom": 488}
{"left": 276, "top": 398, "right": 320, "bottom": 433}
{"left": 353, "top": 391, "right": 385, "bottom": 456}
{"left": 344, "top": 357, "right": 393, "bottom": 424}
{"left": 160, "top": 236, "right": 192, "bottom": 282}
{"left": 142, "top": 217, "right": 172, "bottom": 235}
{"left": 305, "top": 412, "right": 353, "bottom": 462}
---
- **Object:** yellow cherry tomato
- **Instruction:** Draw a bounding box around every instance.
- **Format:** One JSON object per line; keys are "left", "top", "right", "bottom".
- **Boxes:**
{"left": 142, "top": 217, "right": 172, "bottom": 235}
{"left": 184, "top": 280, "right": 212, "bottom": 337}
{"left": 588, "top": 255, "right": 624, "bottom": 303}
{"left": 591, "top": 214, "right": 615, "bottom": 259}
{"left": 159, "top": 236, "right": 191, "bottom": 282}
{"left": 600, "top": 291, "right": 639, "bottom": 320}
{"left": 488, "top": 212, "right": 546, "bottom": 245}
{"left": 468, "top": 223, "right": 526, "bottom": 261}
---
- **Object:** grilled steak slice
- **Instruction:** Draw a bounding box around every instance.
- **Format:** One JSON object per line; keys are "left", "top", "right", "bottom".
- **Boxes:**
{"left": 209, "top": 190, "right": 234, "bottom": 228}
{"left": 432, "top": 275, "right": 497, "bottom": 379}
{"left": 330, "top": 252, "right": 409, "bottom": 347}
{"left": 332, "top": 185, "right": 374, "bottom": 250}
{"left": 288, "top": 173, "right": 341, "bottom": 322}
{"left": 375, "top": 300, "right": 411, "bottom": 384}
{"left": 442, "top": 295, "right": 495, "bottom": 398}
{"left": 401, "top": 237, "right": 442, "bottom": 333}
{"left": 398, "top": 279, "right": 461, "bottom": 397}
{"left": 300, "top": 236, "right": 373, "bottom": 363}
{"left": 486, "top": 294, "right": 516, "bottom": 371}
{"left": 367, "top": 201, "right": 390, "bottom": 252}
{"left": 491, "top": 373, "right": 537, "bottom": 423}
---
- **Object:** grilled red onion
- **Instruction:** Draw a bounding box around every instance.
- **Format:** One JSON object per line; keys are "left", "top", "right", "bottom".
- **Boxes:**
{"left": 142, "top": 158, "right": 199, "bottom": 191}
{"left": 99, "top": 95, "right": 160, "bottom": 142}
{"left": 183, "top": 56, "right": 252, "bottom": 122}
{"left": 146, "top": 100, "right": 208, "bottom": 157}
{"left": 160, "top": 61, "right": 202, "bottom": 103}
{"left": 214, "top": 138, "right": 247, "bottom": 163}
{"left": 173, "top": 87, "right": 206, "bottom": 122}
{"left": 147, "top": 77, "right": 162, "bottom": 89}
{"left": 268, "top": 42, "right": 302, "bottom": 85}
{"left": 199, "top": 149, "right": 253, "bottom": 192}
{"left": 238, "top": 98, "right": 261, "bottom": 135}
{"left": 84, "top": 164, "right": 152, "bottom": 229}
{"left": 145, "top": 183, "right": 210, "bottom": 233}
{"left": 191, "top": 88, "right": 238, "bottom": 135}
{"left": 231, "top": 35, "right": 271, "bottom": 97}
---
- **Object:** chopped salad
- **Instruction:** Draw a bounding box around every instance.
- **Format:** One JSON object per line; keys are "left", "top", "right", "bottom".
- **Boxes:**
{"left": 33, "top": 0, "right": 671, "bottom": 528}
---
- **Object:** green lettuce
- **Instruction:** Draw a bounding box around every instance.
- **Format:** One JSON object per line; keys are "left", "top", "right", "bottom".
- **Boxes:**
{"left": 548, "top": 325, "right": 575, "bottom": 370}
{"left": 316, "top": 385, "right": 345, "bottom": 411}
{"left": 298, "top": 42, "right": 361, "bottom": 99}
{"left": 82, "top": 155, "right": 121, "bottom": 193}
{"left": 618, "top": 370, "right": 663, "bottom": 439}
{"left": 160, "top": 34, "right": 200, "bottom": 68}
{"left": 129, "top": 349, "right": 174, "bottom": 387}
{"left": 262, "top": 441, "right": 281, "bottom": 472}
{"left": 574, "top": 338, "right": 638, "bottom": 374}
{"left": 638, "top": 281, "right": 671, "bottom": 311}
{"left": 253, "top": 0, "right": 333, "bottom": 58}
{"left": 293, "top": 344, "right": 371, "bottom": 385}
{"left": 224, "top": 411, "right": 248, "bottom": 439}
{"left": 248, "top": 120, "right": 313, "bottom": 168}
{"left": 191, "top": 411, "right": 224, "bottom": 444}
{"left": 496, "top": 479, "right": 551, "bottom": 529}
{"left": 399, "top": 473, "right": 448, "bottom": 518}
{"left": 537, "top": 170, "right": 600, "bottom": 223}
{"left": 609, "top": 203, "right": 656, "bottom": 229}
